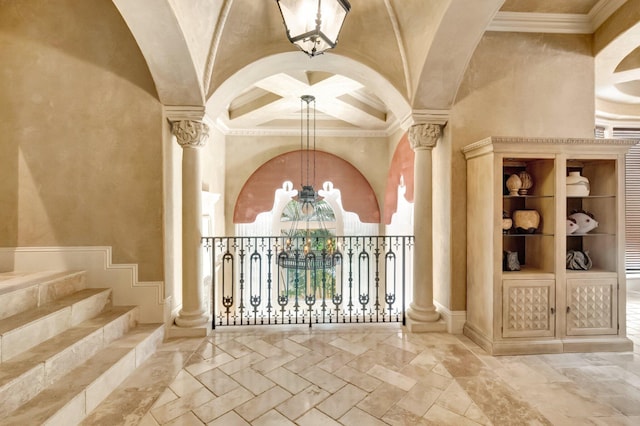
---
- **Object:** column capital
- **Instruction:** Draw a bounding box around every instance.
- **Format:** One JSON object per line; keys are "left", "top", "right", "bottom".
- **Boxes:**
{"left": 171, "top": 120, "right": 209, "bottom": 148}
{"left": 409, "top": 123, "right": 442, "bottom": 151}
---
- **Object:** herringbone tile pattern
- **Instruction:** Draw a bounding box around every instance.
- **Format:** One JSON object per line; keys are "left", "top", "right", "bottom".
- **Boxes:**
{"left": 87, "top": 292, "right": 640, "bottom": 425}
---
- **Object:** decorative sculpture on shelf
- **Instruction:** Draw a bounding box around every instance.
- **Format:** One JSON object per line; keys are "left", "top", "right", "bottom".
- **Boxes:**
{"left": 503, "top": 251, "right": 520, "bottom": 271}
{"left": 568, "top": 210, "right": 598, "bottom": 234}
{"left": 518, "top": 170, "right": 533, "bottom": 195}
{"left": 566, "top": 250, "right": 593, "bottom": 270}
{"left": 566, "top": 218, "right": 579, "bottom": 234}
{"left": 506, "top": 174, "right": 522, "bottom": 196}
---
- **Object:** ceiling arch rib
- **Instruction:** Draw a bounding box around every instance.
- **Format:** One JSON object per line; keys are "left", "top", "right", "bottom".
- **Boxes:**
{"left": 207, "top": 52, "right": 411, "bottom": 136}
{"left": 112, "top": 0, "right": 206, "bottom": 106}
{"left": 412, "top": 0, "right": 504, "bottom": 111}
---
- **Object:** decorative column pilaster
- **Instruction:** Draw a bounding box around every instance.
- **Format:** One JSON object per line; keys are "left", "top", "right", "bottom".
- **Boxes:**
{"left": 406, "top": 123, "right": 446, "bottom": 332}
{"left": 172, "top": 119, "right": 209, "bottom": 329}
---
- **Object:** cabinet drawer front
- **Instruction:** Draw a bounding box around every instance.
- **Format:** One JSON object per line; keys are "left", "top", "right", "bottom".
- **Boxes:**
{"left": 502, "top": 280, "right": 555, "bottom": 338}
{"left": 566, "top": 278, "right": 617, "bottom": 336}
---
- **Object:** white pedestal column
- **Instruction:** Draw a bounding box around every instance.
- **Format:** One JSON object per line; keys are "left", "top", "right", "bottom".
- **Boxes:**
{"left": 406, "top": 123, "right": 446, "bottom": 332}
{"left": 171, "top": 120, "right": 210, "bottom": 332}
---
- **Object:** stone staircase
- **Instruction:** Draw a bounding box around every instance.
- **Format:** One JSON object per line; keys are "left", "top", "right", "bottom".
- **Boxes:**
{"left": 0, "top": 271, "right": 164, "bottom": 425}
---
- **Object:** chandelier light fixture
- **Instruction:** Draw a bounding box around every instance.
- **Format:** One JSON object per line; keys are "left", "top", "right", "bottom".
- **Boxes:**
{"left": 278, "top": 95, "right": 337, "bottom": 271}
{"left": 275, "top": 0, "right": 351, "bottom": 57}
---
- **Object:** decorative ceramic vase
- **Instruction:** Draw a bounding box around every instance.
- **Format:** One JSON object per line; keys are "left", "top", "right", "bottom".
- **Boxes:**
{"left": 566, "top": 171, "right": 590, "bottom": 196}
{"left": 513, "top": 210, "right": 540, "bottom": 233}
{"left": 518, "top": 171, "right": 533, "bottom": 195}
{"left": 506, "top": 174, "right": 522, "bottom": 196}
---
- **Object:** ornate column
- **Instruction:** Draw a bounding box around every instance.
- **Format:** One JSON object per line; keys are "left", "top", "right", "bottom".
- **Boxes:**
{"left": 406, "top": 123, "right": 446, "bottom": 332}
{"left": 171, "top": 119, "right": 209, "bottom": 329}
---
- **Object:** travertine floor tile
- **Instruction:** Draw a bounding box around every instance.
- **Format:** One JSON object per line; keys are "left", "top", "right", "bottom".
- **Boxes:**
{"left": 340, "top": 407, "right": 388, "bottom": 426}
{"left": 168, "top": 370, "right": 206, "bottom": 398}
{"left": 276, "top": 385, "right": 330, "bottom": 420}
{"left": 195, "top": 368, "right": 239, "bottom": 396}
{"left": 299, "top": 366, "right": 347, "bottom": 393}
{"left": 192, "top": 386, "right": 253, "bottom": 423}
{"left": 85, "top": 297, "right": 640, "bottom": 426}
{"left": 151, "top": 387, "right": 215, "bottom": 424}
{"left": 296, "top": 408, "right": 342, "bottom": 426}
{"left": 367, "top": 364, "right": 416, "bottom": 391}
{"left": 357, "top": 383, "right": 406, "bottom": 418}
{"left": 165, "top": 411, "right": 204, "bottom": 426}
{"left": 252, "top": 409, "right": 296, "bottom": 426}
{"left": 234, "top": 386, "right": 291, "bottom": 422}
{"left": 265, "top": 366, "right": 312, "bottom": 393}
{"left": 205, "top": 411, "right": 249, "bottom": 426}
{"left": 316, "top": 383, "right": 367, "bottom": 419}
{"left": 231, "top": 368, "right": 275, "bottom": 395}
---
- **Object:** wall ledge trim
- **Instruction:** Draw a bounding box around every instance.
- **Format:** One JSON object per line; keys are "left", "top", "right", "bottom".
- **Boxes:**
{"left": 0, "top": 246, "right": 164, "bottom": 323}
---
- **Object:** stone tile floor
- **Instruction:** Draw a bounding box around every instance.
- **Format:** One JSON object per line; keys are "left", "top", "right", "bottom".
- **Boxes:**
{"left": 87, "top": 292, "right": 640, "bottom": 425}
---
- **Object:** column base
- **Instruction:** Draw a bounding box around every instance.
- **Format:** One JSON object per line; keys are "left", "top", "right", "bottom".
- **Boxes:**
{"left": 405, "top": 316, "right": 447, "bottom": 332}
{"left": 166, "top": 322, "right": 211, "bottom": 338}
{"left": 175, "top": 308, "right": 209, "bottom": 328}
{"left": 405, "top": 304, "right": 447, "bottom": 332}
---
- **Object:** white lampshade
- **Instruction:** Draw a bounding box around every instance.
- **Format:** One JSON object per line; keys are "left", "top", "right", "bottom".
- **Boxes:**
{"left": 276, "top": 0, "right": 350, "bottom": 57}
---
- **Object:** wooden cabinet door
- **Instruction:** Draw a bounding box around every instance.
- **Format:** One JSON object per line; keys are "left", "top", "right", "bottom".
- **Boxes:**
{"left": 502, "top": 280, "right": 555, "bottom": 338}
{"left": 566, "top": 278, "right": 617, "bottom": 336}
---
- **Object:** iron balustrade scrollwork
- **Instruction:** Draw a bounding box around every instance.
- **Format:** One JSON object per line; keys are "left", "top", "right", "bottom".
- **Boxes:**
{"left": 202, "top": 235, "right": 413, "bottom": 328}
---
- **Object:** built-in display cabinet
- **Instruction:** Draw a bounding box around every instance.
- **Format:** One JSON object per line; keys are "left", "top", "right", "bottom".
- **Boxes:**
{"left": 463, "top": 137, "right": 636, "bottom": 355}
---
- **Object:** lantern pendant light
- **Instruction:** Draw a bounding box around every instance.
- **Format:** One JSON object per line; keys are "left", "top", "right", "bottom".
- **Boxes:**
{"left": 276, "top": 0, "right": 351, "bottom": 57}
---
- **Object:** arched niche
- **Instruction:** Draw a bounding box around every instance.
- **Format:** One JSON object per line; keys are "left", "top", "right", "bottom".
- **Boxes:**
{"left": 234, "top": 150, "right": 380, "bottom": 224}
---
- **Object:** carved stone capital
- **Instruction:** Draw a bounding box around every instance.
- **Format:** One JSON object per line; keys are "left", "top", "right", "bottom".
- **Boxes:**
{"left": 409, "top": 123, "right": 442, "bottom": 151}
{"left": 171, "top": 120, "right": 209, "bottom": 148}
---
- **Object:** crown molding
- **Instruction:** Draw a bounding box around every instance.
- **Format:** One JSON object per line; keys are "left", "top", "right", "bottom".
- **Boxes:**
{"left": 463, "top": 136, "right": 638, "bottom": 155}
{"left": 488, "top": 11, "right": 592, "bottom": 34}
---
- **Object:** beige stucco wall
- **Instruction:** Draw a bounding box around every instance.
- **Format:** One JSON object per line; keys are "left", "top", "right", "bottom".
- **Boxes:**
{"left": 0, "top": 0, "right": 164, "bottom": 281}
{"left": 224, "top": 135, "right": 389, "bottom": 236}
{"left": 202, "top": 126, "right": 226, "bottom": 236}
{"left": 447, "top": 31, "right": 595, "bottom": 311}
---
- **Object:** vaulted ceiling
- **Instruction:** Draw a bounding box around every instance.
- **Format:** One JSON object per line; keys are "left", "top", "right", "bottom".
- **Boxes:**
{"left": 114, "top": 0, "right": 640, "bottom": 135}
{"left": 215, "top": 0, "right": 638, "bottom": 135}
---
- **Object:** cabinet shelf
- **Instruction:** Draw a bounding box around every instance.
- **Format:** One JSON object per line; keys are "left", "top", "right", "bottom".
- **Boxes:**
{"left": 503, "top": 233, "right": 554, "bottom": 237}
{"left": 504, "top": 195, "right": 554, "bottom": 199}
{"left": 464, "top": 137, "right": 634, "bottom": 355}
{"left": 566, "top": 232, "right": 614, "bottom": 237}
{"left": 567, "top": 195, "right": 615, "bottom": 199}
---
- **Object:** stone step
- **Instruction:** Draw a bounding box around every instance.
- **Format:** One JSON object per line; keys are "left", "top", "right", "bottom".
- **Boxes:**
{"left": 81, "top": 339, "right": 192, "bottom": 425}
{"left": 0, "top": 323, "right": 164, "bottom": 426}
{"left": 0, "top": 287, "right": 112, "bottom": 363}
{"left": 0, "top": 305, "right": 138, "bottom": 415}
{"left": 0, "top": 271, "right": 87, "bottom": 321}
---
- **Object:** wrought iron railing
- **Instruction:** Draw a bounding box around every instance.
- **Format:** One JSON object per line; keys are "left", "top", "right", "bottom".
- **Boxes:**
{"left": 202, "top": 235, "right": 413, "bottom": 328}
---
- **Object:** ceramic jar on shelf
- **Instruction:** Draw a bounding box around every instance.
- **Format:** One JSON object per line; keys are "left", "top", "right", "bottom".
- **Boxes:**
{"left": 566, "top": 171, "right": 590, "bottom": 196}
{"left": 513, "top": 210, "right": 540, "bottom": 233}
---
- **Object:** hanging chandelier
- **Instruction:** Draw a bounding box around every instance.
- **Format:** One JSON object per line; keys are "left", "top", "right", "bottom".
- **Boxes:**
{"left": 277, "top": 95, "right": 338, "bottom": 271}
{"left": 275, "top": 0, "right": 351, "bottom": 57}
